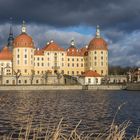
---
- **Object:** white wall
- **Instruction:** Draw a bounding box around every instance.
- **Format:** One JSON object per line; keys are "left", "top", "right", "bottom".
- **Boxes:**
{"left": 84, "top": 77, "right": 102, "bottom": 85}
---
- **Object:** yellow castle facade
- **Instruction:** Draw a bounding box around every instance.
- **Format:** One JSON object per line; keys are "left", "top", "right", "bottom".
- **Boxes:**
{"left": 0, "top": 22, "right": 108, "bottom": 85}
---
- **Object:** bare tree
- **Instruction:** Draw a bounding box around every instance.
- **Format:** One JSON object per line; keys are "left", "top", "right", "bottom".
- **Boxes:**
{"left": 13, "top": 70, "right": 21, "bottom": 85}
{"left": 56, "top": 72, "right": 62, "bottom": 84}
{"left": 30, "top": 70, "right": 35, "bottom": 85}
{"left": 128, "top": 67, "right": 138, "bottom": 82}
{"left": 43, "top": 71, "right": 49, "bottom": 84}
{"left": 0, "top": 68, "right": 4, "bottom": 85}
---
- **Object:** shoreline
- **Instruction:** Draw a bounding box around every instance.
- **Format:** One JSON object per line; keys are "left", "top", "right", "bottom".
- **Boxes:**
{"left": 0, "top": 85, "right": 126, "bottom": 91}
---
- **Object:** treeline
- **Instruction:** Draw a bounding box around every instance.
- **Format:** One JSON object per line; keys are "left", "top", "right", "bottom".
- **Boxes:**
{"left": 109, "top": 66, "right": 138, "bottom": 75}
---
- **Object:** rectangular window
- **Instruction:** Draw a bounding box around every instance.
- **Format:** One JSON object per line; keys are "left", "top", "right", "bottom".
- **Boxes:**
{"left": 72, "top": 71, "right": 74, "bottom": 75}
{"left": 101, "top": 70, "right": 104, "bottom": 74}
{"left": 62, "top": 70, "right": 64, "bottom": 74}
{"left": 96, "top": 78, "right": 98, "bottom": 83}
{"left": 101, "top": 62, "right": 103, "bottom": 66}
{"left": 17, "top": 60, "right": 19, "bottom": 65}
{"left": 54, "top": 57, "right": 57, "bottom": 60}
{"left": 88, "top": 78, "right": 91, "bottom": 83}
{"left": 25, "top": 55, "right": 27, "bottom": 58}
{"left": 25, "top": 60, "right": 27, "bottom": 64}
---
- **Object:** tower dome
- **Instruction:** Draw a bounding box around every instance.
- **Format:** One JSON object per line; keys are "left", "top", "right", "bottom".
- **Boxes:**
{"left": 88, "top": 25, "right": 108, "bottom": 51}
{"left": 13, "top": 21, "right": 34, "bottom": 48}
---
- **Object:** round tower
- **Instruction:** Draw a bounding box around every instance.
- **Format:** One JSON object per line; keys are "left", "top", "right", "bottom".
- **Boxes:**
{"left": 87, "top": 25, "right": 108, "bottom": 76}
{"left": 13, "top": 21, "right": 35, "bottom": 75}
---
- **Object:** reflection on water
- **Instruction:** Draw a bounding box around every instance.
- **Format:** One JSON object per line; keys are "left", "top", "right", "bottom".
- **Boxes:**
{"left": 0, "top": 90, "right": 140, "bottom": 138}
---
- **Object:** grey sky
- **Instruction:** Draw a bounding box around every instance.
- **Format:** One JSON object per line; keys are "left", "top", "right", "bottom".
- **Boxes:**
{"left": 0, "top": 0, "right": 139, "bottom": 66}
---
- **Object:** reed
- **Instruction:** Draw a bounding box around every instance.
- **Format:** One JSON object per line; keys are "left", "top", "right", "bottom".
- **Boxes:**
{"left": 1, "top": 104, "right": 140, "bottom": 140}
{"left": 2, "top": 118, "right": 140, "bottom": 140}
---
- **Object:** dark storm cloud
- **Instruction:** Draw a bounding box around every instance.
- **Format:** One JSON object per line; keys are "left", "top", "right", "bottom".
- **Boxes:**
{"left": 0, "top": 0, "right": 139, "bottom": 67}
{"left": 0, "top": 0, "right": 140, "bottom": 31}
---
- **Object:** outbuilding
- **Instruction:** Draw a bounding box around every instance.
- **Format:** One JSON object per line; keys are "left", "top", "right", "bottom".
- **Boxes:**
{"left": 79, "top": 70, "right": 102, "bottom": 85}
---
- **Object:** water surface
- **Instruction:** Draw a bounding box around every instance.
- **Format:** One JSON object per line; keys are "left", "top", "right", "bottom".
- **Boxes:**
{"left": 0, "top": 90, "right": 140, "bottom": 138}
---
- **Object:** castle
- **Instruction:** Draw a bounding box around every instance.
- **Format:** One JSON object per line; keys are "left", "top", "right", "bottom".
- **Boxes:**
{"left": 0, "top": 21, "right": 108, "bottom": 85}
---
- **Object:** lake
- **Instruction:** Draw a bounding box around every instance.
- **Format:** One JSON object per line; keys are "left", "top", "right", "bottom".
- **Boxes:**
{"left": 0, "top": 90, "right": 140, "bottom": 139}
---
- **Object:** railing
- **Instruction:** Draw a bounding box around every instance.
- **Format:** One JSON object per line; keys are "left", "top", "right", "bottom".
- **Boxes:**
{"left": 52, "top": 66, "right": 60, "bottom": 69}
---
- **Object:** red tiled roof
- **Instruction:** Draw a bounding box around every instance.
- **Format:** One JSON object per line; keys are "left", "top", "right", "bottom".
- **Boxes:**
{"left": 0, "top": 46, "right": 12, "bottom": 60}
{"left": 88, "top": 38, "right": 108, "bottom": 51}
{"left": 34, "top": 49, "right": 44, "bottom": 55}
{"left": 80, "top": 47, "right": 88, "bottom": 56}
{"left": 13, "top": 33, "right": 34, "bottom": 48}
{"left": 43, "top": 42, "right": 64, "bottom": 51}
{"left": 66, "top": 46, "right": 82, "bottom": 56}
{"left": 82, "top": 70, "right": 101, "bottom": 77}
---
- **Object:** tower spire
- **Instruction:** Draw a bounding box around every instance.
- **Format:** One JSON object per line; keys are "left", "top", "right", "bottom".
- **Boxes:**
{"left": 9, "top": 20, "right": 13, "bottom": 35}
{"left": 96, "top": 25, "right": 101, "bottom": 38}
{"left": 22, "top": 20, "right": 26, "bottom": 33}
{"left": 7, "top": 17, "right": 14, "bottom": 51}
